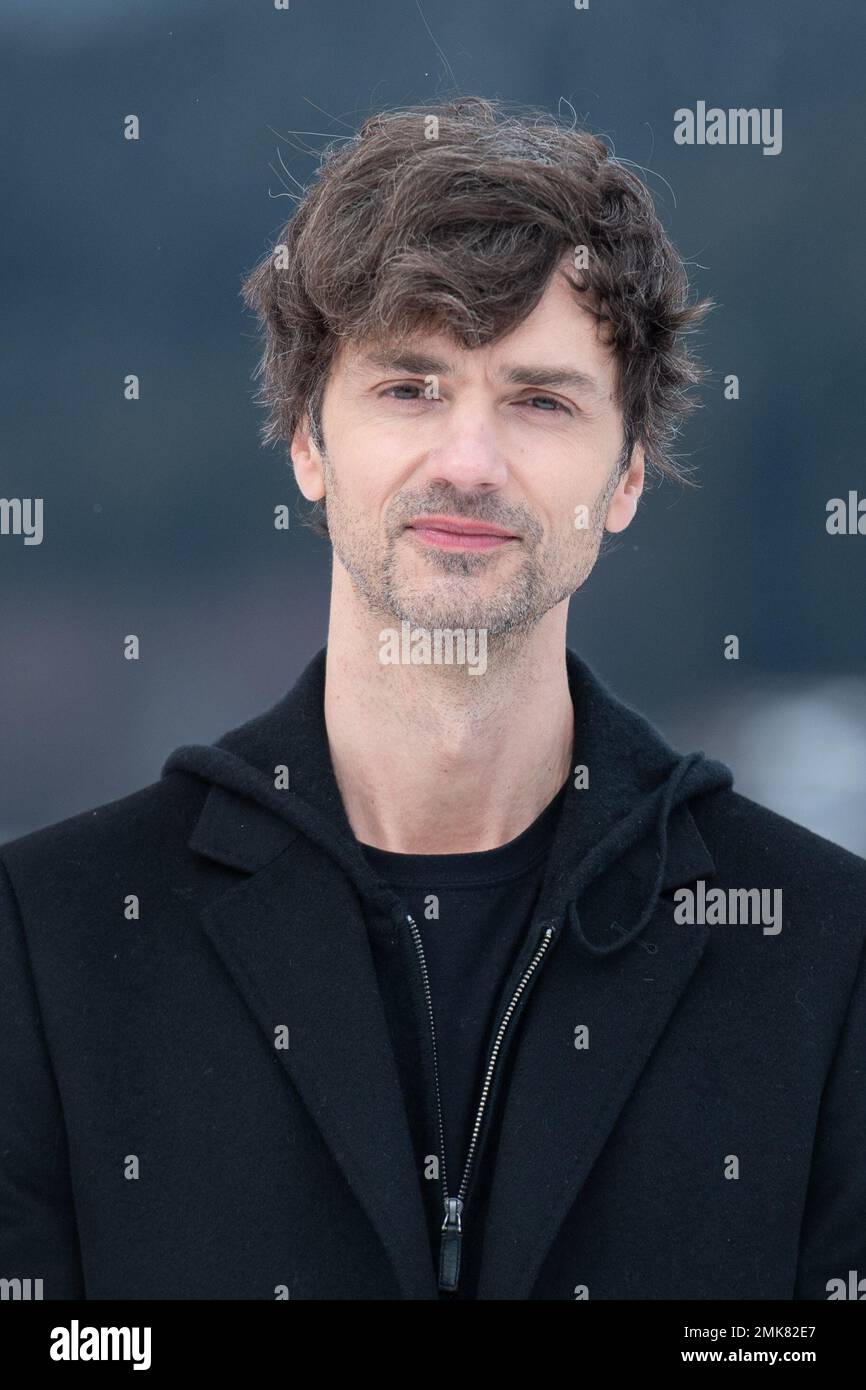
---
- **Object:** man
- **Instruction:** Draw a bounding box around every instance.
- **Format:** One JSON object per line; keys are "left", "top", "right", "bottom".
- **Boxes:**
{"left": 2, "top": 97, "right": 865, "bottom": 1301}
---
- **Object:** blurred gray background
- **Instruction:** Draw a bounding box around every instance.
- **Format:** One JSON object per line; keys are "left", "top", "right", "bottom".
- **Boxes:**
{"left": 1, "top": 0, "right": 865, "bottom": 852}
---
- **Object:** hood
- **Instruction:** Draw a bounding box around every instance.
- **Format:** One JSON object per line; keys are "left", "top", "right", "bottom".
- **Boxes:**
{"left": 161, "top": 646, "right": 733, "bottom": 958}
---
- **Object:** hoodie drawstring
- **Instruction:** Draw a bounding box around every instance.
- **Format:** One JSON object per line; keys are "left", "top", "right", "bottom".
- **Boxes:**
{"left": 566, "top": 752, "right": 708, "bottom": 958}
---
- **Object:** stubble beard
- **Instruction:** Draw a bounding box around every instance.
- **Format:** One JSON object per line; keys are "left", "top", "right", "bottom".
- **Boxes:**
{"left": 321, "top": 451, "right": 618, "bottom": 646}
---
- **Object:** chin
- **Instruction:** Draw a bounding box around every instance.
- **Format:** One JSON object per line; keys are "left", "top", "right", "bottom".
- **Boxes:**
{"left": 390, "top": 588, "right": 493, "bottom": 629}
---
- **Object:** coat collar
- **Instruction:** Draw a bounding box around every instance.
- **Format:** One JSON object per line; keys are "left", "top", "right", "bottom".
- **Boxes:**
{"left": 170, "top": 644, "right": 721, "bottom": 1299}
{"left": 185, "top": 644, "right": 717, "bottom": 894}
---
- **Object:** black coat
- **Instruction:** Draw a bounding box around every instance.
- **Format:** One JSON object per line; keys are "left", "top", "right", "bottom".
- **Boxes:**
{"left": 2, "top": 646, "right": 865, "bottom": 1300}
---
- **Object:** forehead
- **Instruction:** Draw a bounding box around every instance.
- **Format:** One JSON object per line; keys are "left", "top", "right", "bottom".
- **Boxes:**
{"left": 335, "top": 264, "right": 618, "bottom": 394}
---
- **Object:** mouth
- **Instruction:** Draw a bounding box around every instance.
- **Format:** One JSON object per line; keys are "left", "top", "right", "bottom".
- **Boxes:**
{"left": 404, "top": 514, "right": 520, "bottom": 552}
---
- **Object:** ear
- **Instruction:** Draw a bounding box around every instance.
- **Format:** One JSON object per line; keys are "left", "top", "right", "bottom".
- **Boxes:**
{"left": 604, "top": 445, "right": 645, "bottom": 534}
{"left": 290, "top": 413, "right": 326, "bottom": 502}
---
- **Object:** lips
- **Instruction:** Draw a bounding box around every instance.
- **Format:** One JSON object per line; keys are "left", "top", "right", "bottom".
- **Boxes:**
{"left": 405, "top": 515, "right": 520, "bottom": 551}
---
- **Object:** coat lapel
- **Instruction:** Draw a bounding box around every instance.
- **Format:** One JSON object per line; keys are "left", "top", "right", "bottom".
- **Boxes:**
{"left": 475, "top": 860, "right": 712, "bottom": 1299}
{"left": 192, "top": 805, "right": 438, "bottom": 1300}
{"left": 173, "top": 651, "right": 439, "bottom": 1300}
{"left": 475, "top": 649, "right": 721, "bottom": 1300}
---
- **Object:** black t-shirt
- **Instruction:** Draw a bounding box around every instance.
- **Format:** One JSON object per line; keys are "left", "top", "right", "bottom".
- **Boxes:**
{"left": 359, "top": 782, "right": 566, "bottom": 1290}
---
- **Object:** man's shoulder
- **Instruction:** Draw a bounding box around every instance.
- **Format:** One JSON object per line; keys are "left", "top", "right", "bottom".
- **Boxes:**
{"left": 0, "top": 767, "right": 208, "bottom": 894}
{"left": 692, "top": 781, "right": 866, "bottom": 906}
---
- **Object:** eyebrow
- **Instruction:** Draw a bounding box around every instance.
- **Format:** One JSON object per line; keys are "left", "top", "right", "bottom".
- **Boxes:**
{"left": 358, "top": 349, "right": 601, "bottom": 396}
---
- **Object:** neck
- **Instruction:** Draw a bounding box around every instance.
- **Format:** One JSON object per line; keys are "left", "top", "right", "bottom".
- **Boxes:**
{"left": 323, "top": 564, "right": 574, "bottom": 853}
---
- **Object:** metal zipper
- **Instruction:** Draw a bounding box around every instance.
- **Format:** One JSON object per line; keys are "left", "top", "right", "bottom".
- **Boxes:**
{"left": 405, "top": 913, "right": 556, "bottom": 1294}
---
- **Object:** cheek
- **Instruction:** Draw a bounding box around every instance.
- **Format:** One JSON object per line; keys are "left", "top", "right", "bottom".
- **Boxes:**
{"left": 325, "top": 446, "right": 370, "bottom": 507}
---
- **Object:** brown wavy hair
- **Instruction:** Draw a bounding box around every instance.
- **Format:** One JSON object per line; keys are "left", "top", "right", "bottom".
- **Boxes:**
{"left": 240, "top": 97, "right": 714, "bottom": 538}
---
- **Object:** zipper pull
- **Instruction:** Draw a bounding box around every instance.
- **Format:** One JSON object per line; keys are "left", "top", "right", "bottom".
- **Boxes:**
{"left": 438, "top": 1196, "right": 464, "bottom": 1292}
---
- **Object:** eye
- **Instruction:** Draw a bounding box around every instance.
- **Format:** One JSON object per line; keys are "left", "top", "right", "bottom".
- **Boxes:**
{"left": 519, "top": 394, "right": 573, "bottom": 415}
{"left": 379, "top": 382, "right": 430, "bottom": 401}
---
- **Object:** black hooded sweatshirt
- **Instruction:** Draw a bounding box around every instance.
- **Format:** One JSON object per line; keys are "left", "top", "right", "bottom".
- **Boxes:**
{"left": 162, "top": 645, "right": 734, "bottom": 1297}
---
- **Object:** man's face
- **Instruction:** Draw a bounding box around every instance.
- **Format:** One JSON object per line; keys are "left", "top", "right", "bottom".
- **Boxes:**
{"left": 292, "top": 260, "right": 644, "bottom": 637}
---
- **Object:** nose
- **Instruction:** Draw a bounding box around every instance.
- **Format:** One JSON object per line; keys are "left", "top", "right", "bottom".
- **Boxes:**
{"left": 421, "top": 401, "right": 510, "bottom": 493}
